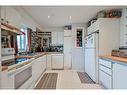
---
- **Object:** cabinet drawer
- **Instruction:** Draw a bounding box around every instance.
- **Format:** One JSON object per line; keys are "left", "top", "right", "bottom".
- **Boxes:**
{"left": 99, "top": 59, "right": 112, "bottom": 68}
{"left": 99, "top": 70, "right": 112, "bottom": 89}
{"left": 99, "top": 64, "right": 112, "bottom": 75}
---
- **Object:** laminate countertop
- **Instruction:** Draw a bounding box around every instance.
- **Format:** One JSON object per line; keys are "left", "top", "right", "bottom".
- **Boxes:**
{"left": 46, "top": 52, "right": 63, "bottom": 54}
{"left": 100, "top": 55, "right": 127, "bottom": 64}
{"left": 1, "top": 52, "right": 63, "bottom": 72}
{"left": 15, "top": 52, "right": 46, "bottom": 59}
{"left": 15, "top": 52, "right": 63, "bottom": 59}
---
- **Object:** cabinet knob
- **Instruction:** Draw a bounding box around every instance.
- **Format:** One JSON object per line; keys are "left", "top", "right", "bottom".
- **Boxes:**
{"left": 125, "top": 25, "right": 127, "bottom": 27}
{"left": 6, "top": 21, "right": 9, "bottom": 23}
{"left": 1, "top": 18, "right": 4, "bottom": 21}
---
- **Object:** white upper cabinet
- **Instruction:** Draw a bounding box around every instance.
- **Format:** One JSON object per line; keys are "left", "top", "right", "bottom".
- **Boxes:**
{"left": 120, "top": 7, "right": 127, "bottom": 47}
{"left": 57, "top": 32, "right": 64, "bottom": 44}
{"left": 52, "top": 32, "right": 58, "bottom": 45}
{"left": 1, "top": 7, "right": 6, "bottom": 21}
{"left": 87, "top": 20, "right": 99, "bottom": 35}
{"left": 52, "top": 32, "right": 64, "bottom": 45}
{"left": 64, "top": 30, "right": 72, "bottom": 36}
{"left": 5, "top": 7, "right": 21, "bottom": 28}
{"left": 1, "top": 7, "right": 21, "bottom": 28}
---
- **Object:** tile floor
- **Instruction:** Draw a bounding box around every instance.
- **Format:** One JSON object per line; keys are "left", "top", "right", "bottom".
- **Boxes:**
{"left": 42, "top": 70, "right": 102, "bottom": 89}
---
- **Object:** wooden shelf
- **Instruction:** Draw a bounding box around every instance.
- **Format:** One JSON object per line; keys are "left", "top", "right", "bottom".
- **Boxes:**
{"left": 1, "top": 23, "right": 25, "bottom": 35}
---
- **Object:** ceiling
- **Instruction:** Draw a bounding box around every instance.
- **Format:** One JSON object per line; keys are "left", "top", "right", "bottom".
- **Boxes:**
{"left": 22, "top": 6, "right": 122, "bottom": 29}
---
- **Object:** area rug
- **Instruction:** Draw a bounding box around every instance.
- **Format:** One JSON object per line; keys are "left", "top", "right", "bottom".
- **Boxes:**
{"left": 77, "top": 72, "right": 95, "bottom": 84}
{"left": 35, "top": 73, "right": 58, "bottom": 89}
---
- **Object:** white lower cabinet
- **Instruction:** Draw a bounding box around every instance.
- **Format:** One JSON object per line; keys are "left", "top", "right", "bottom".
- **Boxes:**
{"left": 99, "top": 59, "right": 113, "bottom": 89}
{"left": 99, "top": 58, "right": 127, "bottom": 89}
{"left": 32, "top": 55, "right": 46, "bottom": 83}
{"left": 51, "top": 54, "right": 64, "bottom": 69}
{"left": 99, "top": 70, "right": 112, "bottom": 89}
{"left": 1, "top": 61, "right": 33, "bottom": 89}
{"left": 113, "top": 63, "right": 127, "bottom": 89}
{"left": 46, "top": 54, "right": 52, "bottom": 69}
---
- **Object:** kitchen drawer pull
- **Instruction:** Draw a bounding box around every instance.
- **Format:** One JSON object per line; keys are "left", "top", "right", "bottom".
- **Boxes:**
{"left": 99, "top": 69, "right": 112, "bottom": 77}
{"left": 100, "top": 64, "right": 111, "bottom": 69}
{"left": 99, "top": 59, "right": 112, "bottom": 68}
{"left": 99, "top": 65, "right": 112, "bottom": 75}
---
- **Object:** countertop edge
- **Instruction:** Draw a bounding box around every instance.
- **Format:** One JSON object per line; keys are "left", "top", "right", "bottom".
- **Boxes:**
{"left": 99, "top": 55, "right": 127, "bottom": 64}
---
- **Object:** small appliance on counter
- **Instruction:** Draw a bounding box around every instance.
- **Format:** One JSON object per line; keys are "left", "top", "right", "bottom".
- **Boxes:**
{"left": 111, "top": 48, "right": 127, "bottom": 58}
{"left": 111, "top": 49, "right": 120, "bottom": 57}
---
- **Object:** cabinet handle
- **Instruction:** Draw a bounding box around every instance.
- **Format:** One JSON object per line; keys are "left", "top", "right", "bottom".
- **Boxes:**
{"left": 1, "top": 18, "right": 4, "bottom": 21}
{"left": 125, "top": 25, "right": 127, "bottom": 27}
{"left": 126, "top": 16, "right": 127, "bottom": 19}
{"left": 6, "top": 21, "right": 9, "bottom": 23}
{"left": 126, "top": 42, "right": 127, "bottom": 44}
{"left": 125, "top": 33, "right": 127, "bottom": 36}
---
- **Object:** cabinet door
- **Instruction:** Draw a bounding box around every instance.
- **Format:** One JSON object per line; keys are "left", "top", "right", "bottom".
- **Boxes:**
{"left": 6, "top": 7, "right": 21, "bottom": 28}
{"left": 52, "top": 32, "right": 58, "bottom": 44}
{"left": 87, "top": 20, "right": 99, "bottom": 35}
{"left": 64, "top": 30, "right": 72, "bottom": 36}
{"left": 32, "top": 56, "right": 46, "bottom": 82}
{"left": 1, "top": 7, "right": 6, "bottom": 21}
{"left": 120, "top": 8, "right": 127, "bottom": 47}
{"left": 51, "top": 55, "right": 63, "bottom": 69}
{"left": 46, "top": 54, "right": 52, "bottom": 69}
{"left": 41, "top": 55, "right": 46, "bottom": 71}
{"left": 113, "top": 63, "right": 127, "bottom": 89}
{"left": 99, "top": 70, "right": 112, "bottom": 89}
{"left": 57, "top": 32, "right": 64, "bottom": 44}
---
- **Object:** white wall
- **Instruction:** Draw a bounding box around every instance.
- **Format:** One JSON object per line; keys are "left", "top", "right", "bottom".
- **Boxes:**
{"left": 71, "top": 23, "right": 87, "bottom": 72}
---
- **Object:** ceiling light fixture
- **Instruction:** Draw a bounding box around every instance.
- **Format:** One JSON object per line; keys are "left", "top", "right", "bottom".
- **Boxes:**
{"left": 69, "top": 16, "right": 72, "bottom": 19}
{"left": 48, "top": 16, "right": 50, "bottom": 19}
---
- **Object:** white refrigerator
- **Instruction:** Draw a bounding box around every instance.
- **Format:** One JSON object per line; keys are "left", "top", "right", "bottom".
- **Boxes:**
{"left": 84, "top": 32, "right": 99, "bottom": 83}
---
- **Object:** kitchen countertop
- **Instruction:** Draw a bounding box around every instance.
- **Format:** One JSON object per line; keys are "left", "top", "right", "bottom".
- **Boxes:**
{"left": 1, "top": 58, "right": 35, "bottom": 72}
{"left": 15, "top": 52, "right": 46, "bottom": 59}
{"left": 100, "top": 55, "right": 127, "bottom": 64}
{"left": 16, "top": 52, "right": 63, "bottom": 59}
{"left": 1, "top": 66, "right": 8, "bottom": 71}
{"left": 1, "top": 52, "right": 63, "bottom": 72}
{"left": 46, "top": 52, "right": 63, "bottom": 54}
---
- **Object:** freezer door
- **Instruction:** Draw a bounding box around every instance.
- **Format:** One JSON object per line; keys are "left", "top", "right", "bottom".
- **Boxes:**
{"left": 85, "top": 33, "right": 98, "bottom": 48}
